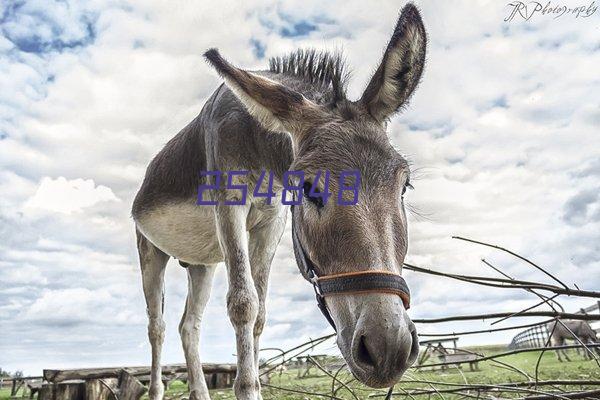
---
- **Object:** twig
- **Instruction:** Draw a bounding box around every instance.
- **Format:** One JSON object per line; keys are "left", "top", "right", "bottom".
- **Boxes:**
{"left": 263, "top": 383, "right": 345, "bottom": 399}
{"left": 307, "top": 355, "right": 359, "bottom": 400}
{"left": 535, "top": 320, "right": 557, "bottom": 387}
{"left": 489, "top": 359, "right": 533, "bottom": 381}
{"left": 491, "top": 294, "right": 560, "bottom": 325}
{"left": 452, "top": 236, "right": 568, "bottom": 289}
{"left": 482, "top": 259, "right": 566, "bottom": 313}
{"left": 418, "top": 318, "right": 557, "bottom": 337}
{"left": 413, "top": 343, "right": 600, "bottom": 369}
{"left": 403, "top": 263, "right": 600, "bottom": 298}
{"left": 519, "top": 389, "right": 600, "bottom": 399}
{"left": 260, "top": 335, "right": 333, "bottom": 376}
{"left": 414, "top": 311, "right": 600, "bottom": 324}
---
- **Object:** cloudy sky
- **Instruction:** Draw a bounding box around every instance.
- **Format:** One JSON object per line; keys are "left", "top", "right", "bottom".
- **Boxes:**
{"left": 1, "top": 0, "right": 599, "bottom": 375}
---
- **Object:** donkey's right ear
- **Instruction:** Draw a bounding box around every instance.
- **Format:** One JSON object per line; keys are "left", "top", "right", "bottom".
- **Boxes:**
{"left": 204, "top": 49, "right": 325, "bottom": 138}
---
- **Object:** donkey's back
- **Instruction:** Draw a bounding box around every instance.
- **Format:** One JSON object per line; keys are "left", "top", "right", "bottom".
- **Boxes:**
{"left": 132, "top": 79, "right": 292, "bottom": 265}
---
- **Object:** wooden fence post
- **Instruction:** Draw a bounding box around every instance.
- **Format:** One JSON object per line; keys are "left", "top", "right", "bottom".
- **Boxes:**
{"left": 118, "top": 370, "right": 147, "bottom": 400}
{"left": 39, "top": 383, "right": 54, "bottom": 400}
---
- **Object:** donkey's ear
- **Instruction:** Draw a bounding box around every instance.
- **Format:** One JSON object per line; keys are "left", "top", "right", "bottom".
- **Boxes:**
{"left": 360, "top": 3, "right": 426, "bottom": 123}
{"left": 204, "top": 49, "right": 325, "bottom": 137}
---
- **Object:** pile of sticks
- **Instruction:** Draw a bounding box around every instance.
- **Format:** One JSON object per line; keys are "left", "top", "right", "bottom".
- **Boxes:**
{"left": 259, "top": 236, "right": 600, "bottom": 400}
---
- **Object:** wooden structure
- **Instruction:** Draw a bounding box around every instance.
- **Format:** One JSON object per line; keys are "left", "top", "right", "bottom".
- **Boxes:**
{"left": 416, "top": 337, "right": 480, "bottom": 371}
{"left": 4, "top": 376, "right": 43, "bottom": 398}
{"left": 31, "top": 363, "right": 236, "bottom": 400}
{"left": 417, "top": 337, "right": 459, "bottom": 366}
{"left": 437, "top": 352, "right": 480, "bottom": 371}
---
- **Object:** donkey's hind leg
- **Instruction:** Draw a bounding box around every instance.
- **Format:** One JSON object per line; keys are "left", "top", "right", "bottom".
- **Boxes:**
{"left": 137, "top": 230, "right": 170, "bottom": 400}
{"left": 179, "top": 264, "right": 217, "bottom": 400}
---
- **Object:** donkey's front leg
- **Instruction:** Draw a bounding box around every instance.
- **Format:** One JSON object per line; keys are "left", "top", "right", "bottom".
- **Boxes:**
{"left": 248, "top": 208, "right": 287, "bottom": 398}
{"left": 215, "top": 205, "right": 260, "bottom": 400}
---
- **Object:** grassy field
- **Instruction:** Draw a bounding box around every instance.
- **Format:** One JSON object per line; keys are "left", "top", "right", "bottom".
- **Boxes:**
{"left": 161, "top": 346, "right": 600, "bottom": 399}
{"left": 3, "top": 346, "right": 598, "bottom": 399}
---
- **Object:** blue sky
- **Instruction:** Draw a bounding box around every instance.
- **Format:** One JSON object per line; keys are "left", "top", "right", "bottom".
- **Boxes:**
{"left": 0, "top": 0, "right": 599, "bottom": 375}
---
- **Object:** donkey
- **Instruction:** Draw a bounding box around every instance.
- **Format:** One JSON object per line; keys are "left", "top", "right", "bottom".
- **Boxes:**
{"left": 547, "top": 319, "right": 599, "bottom": 362}
{"left": 132, "top": 4, "right": 426, "bottom": 399}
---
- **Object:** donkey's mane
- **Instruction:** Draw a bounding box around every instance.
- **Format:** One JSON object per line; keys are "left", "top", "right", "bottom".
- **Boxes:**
{"left": 269, "top": 49, "right": 348, "bottom": 102}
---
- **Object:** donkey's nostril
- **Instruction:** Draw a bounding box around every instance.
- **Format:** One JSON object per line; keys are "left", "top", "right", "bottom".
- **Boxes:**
{"left": 357, "top": 335, "right": 376, "bottom": 369}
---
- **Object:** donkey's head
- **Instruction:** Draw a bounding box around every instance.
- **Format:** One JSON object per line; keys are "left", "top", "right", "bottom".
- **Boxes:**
{"left": 205, "top": 3, "right": 426, "bottom": 388}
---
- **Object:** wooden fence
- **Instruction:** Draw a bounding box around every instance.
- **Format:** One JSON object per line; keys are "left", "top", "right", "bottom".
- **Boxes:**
{"left": 8, "top": 363, "right": 237, "bottom": 400}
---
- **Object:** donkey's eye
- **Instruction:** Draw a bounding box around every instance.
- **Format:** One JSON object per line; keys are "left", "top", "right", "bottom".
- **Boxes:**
{"left": 303, "top": 181, "right": 324, "bottom": 208}
{"left": 402, "top": 181, "right": 414, "bottom": 196}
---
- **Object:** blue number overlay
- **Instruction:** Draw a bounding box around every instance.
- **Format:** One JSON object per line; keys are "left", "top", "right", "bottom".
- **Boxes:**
{"left": 197, "top": 170, "right": 221, "bottom": 205}
{"left": 197, "top": 170, "right": 361, "bottom": 206}
{"left": 253, "top": 170, "right": 276, "bottom": 204}
{"left": 224, "top": 170, "right": 250, "bottom": 206}
{"left": 338, "top": 170, "right": 361, "bottom": 206}
{"left": 310, "top": 170, "right": 332, "bottom": 205}
{"left": 282, "top": 171, "right": 304, "bottom": 205}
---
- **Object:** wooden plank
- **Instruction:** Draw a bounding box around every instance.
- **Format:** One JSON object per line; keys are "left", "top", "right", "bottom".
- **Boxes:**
{"left": 85, "top": 378, "right": 118, "bottom": 400}
{"left": 55, "top": 381, "right": 85, "bottom": 400}
{"left": 44, "top": 363, "right": 236, "bottom": 383}
{"left": 118, "top": 370, "right": 146, "bottom": 400}
{"left": 38, "top": 383, "right": 54, "bottom": 400}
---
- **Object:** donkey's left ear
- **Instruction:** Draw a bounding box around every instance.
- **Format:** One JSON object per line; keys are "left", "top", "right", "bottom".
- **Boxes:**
{"left": 360, "top": 3, "right": 426, "bottom": 123}
{"left": 204, "top": 49, "right": 325, "bottom": 139}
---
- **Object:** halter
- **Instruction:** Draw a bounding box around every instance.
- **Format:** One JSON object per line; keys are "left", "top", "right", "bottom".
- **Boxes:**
{"left": 290, "top": 204, "right": 411, "bottom": 331}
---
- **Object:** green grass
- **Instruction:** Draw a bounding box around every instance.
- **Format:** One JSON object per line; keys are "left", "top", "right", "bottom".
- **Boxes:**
{"left": 4, "top": 347, "right": 597, "bottom": 399}
{"left": 161, "top": 346, "right": 599, "bottom": 399}
{"left": 0, "top": 388, "right": 10, "bottom": 400}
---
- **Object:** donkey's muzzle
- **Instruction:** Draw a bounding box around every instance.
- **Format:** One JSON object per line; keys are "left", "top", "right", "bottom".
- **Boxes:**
{"left": 340, "top": 295, "right": 419, "bottom": 388}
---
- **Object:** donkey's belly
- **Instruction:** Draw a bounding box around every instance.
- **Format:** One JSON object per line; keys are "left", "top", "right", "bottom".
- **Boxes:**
{"left": 135, "top": 201, "right": 224, "bottom": 265}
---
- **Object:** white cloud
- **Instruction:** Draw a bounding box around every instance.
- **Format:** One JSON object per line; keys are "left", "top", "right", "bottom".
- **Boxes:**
{"left": 23, "top": 176, "right": 120, "bottom": 214}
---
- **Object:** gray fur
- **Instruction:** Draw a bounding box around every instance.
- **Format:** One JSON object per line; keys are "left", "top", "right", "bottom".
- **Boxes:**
{"left": 133, "top": 3, "right": 426, "bottom": 399}
{"left": 547, "top": 319, "right": 599, "bottom": 362}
